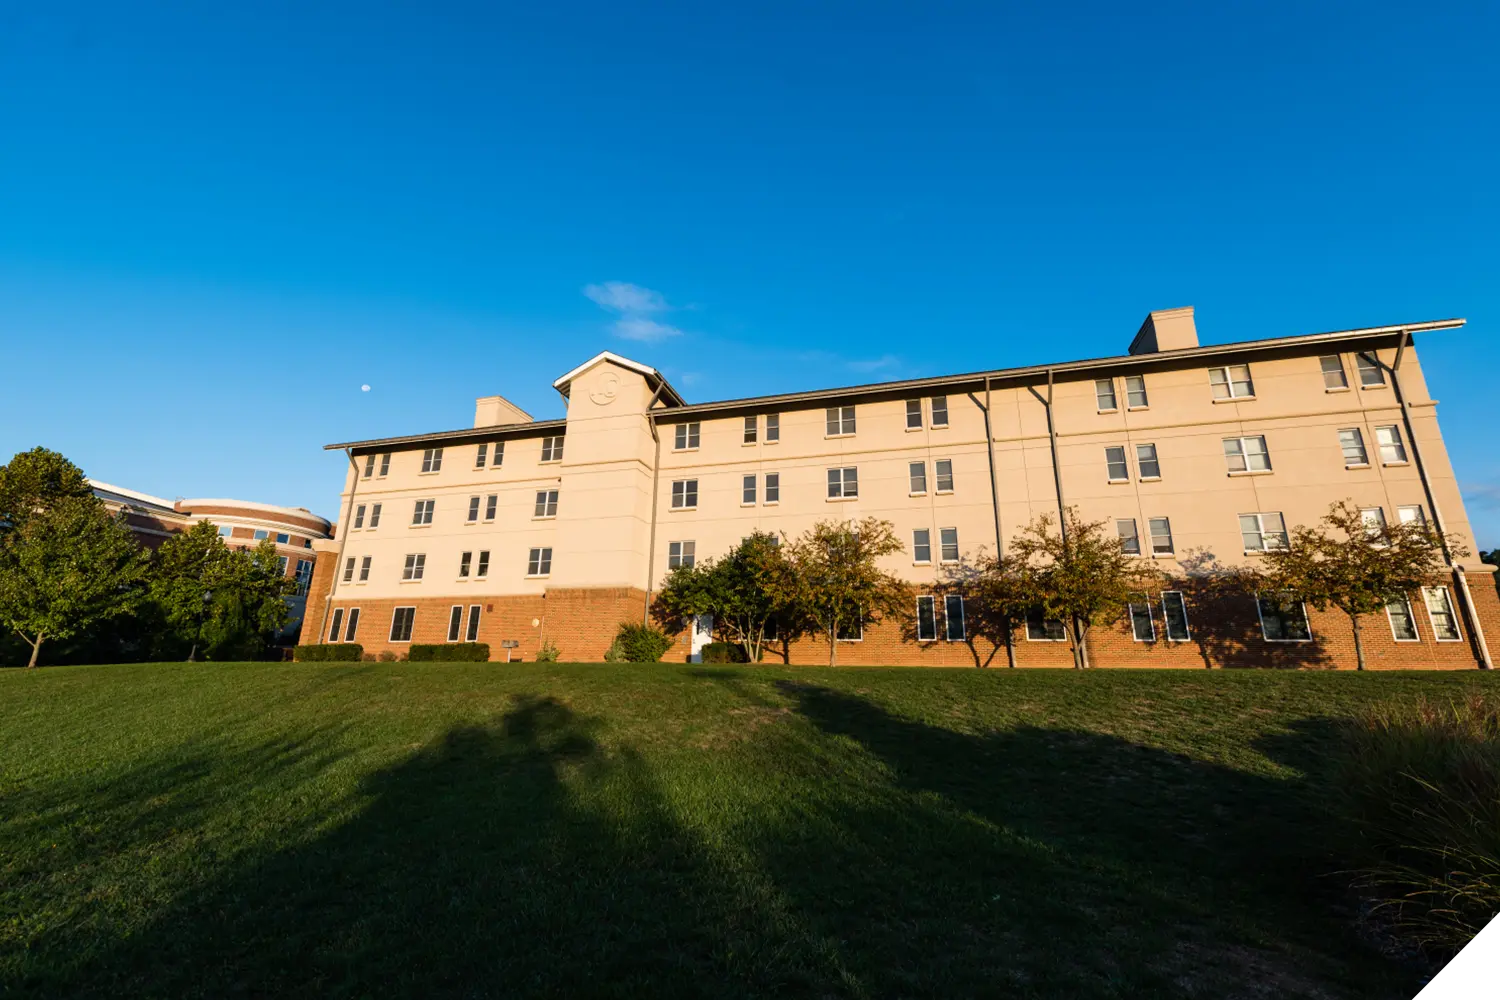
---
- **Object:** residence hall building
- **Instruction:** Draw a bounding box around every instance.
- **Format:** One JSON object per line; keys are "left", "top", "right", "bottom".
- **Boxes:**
{"left": 303, "top": 308, "right": 1496, "bottom": 669}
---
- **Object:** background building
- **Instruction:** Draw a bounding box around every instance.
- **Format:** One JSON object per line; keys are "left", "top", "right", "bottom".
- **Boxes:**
{"left": 304, "top": 309, "right": 1496, "bottom": 668}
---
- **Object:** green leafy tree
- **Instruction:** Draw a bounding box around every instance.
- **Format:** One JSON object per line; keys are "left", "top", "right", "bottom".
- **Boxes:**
{"left": 0, "top": 447, "right": 94, "bottom": 533}
{"left": 651, "top": 531, "right": 799, "bottom": 664}
{"left": 0, "top": 497, "right": 150, "bottom": 667}
{"left": 1259, "top": 500, "right": 1462, "bottom": 671}
{"left": 151, "top": 523, "right": 294, "bottom": 661}
{"left": 932, "top": 553, "right": 1032, "bottom": 668}
{"left": 785, "top": 517, "right": 907, "bottom": 667}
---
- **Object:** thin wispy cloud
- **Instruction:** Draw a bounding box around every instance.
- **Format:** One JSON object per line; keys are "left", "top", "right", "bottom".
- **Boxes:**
{"left": 846, "top": 354, "right": 901, "bottom": 374}
{"left": 583, "top": 281, "right": 683, "bottom": 343}
{"left": 1462, "top": 482, "right": 1500, "bottom": 510}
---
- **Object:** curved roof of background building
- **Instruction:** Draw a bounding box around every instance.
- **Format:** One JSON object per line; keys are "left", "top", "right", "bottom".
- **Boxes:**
{"left": 90, "top": 481, "right": 332, "bottom": 536}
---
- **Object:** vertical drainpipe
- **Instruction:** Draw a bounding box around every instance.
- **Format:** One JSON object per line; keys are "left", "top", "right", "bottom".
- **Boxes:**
{"left": 1390, "top": 332, "right": 1492, "bottom": 668}
{"left": 1042, "top": 368, "right": 1084, "bottom": 666}
{"left": 982, "top": 375, "right": 1016, "bottom": 668}
{"left": 317, "top": 448, "right": 360, "bottom": 646}
{"left": 643, "top": 386, "right": 665, "bottom": 622}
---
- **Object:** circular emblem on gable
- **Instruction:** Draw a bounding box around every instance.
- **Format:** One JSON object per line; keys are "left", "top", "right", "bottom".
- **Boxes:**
{"left": 589, "top": 372, "right": 620, "bottom": 406}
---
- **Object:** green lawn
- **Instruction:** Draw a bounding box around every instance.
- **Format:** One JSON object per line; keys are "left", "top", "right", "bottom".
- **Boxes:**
{"left": 2, "top": 664, "right": 1494, "bottom": 998}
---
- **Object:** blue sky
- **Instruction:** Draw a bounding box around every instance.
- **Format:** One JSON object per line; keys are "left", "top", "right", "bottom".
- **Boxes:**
{"left": 2, "top": 3, "right": 1497, "bottom": 541}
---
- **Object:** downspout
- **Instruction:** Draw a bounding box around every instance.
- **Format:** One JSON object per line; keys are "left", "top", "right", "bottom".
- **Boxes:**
{"left": 316, "top": 448, "right": 360, "bottom": 645}
{"left": 1042, "top": 369, "right": 1084, "bottom": 667}
{"left": 1390, "top": 333, "right": 1491, "bottom": 668}
{"left": 643, "top": 386, "right": 665, "bottom": 622}
{"left": 982, "top": 375, "right": 1016, "bottom": 668}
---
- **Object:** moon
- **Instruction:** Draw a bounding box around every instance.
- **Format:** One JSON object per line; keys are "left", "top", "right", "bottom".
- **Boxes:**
{"left": 361, "top": 384, "right": 371, "bottom": 392}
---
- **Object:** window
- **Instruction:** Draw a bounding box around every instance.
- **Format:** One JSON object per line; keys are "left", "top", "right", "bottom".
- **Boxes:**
{"left": 369, "top": 503, "right": 382, "bottom": 528}
{"left": 1398, "top": 505, "right": 1426, "bottom": 527}
{"left": 459, "top": 552, "right": 473, "bottom": 578}
{"left": 276, "top": 532, "right": 290, "bottom": 544}
{"left": 674, "top": 422, "right": 700, "bottom": 450}
{"left": 379, "top": 453, "right": 391, "bottom": 477}
{"left": 944, "top": 595, "right": 966, "bottom": 641}
{"left": 766, "top": 413, "right": 780, "bottom": 443}
{"left": 744, "top": 416, "right": 757, "bottom": 444}
{"left": 1095, "top": 378, "right": 1117, "bottom": 411}
{"left": 467, "top": 496, "right": 481, "bottom": 523}
{"left": 421, "top": 447, "right": 444, "bottom": 473}
{"left": 909, "top": 462, "right": 927, "bottom": 494}
{"left": 930, "top": 396, "right": 949, "bottom": 427}
{"left": 742, "top": 475, "right": 756, "bottom": 505}
{"left": 827, "top": 467, "right": 859, "bottom": 499}
{"left": 359, "top": 556, "right": 371, "bottom": 582}
{"left": 939, "top": 527, "right": 959, "bottom": 563}
{"left": 1422, "top": 586, "right": 1461, "bottom": 641}
{"left": 448, "top": 606, "right": 464, "bottom": 643}
{"left": 935, "top": 459, "right": 954, "bottom": 493}
{"left": 1117, "top": 519, "right": 1141, "bottom": 555}
{"left": 1360, "top": 507, "right": 1387, "bottom": 540}
{"left": 363, "top": 454, "right": 376, "bottom": 479}
{"left": 1105, "top": 446, "right": 1129, "bottom": 482}
{"left": 1209, "top": 364, "right": 1255, "bottom": 399}
{"left": 541, "top": 436, "right": 564, "bottom": 462}
{"left": 466, "top": 605, "right": 481, "bottom": 643}
{"left": 492, "top": 442, "right": 505, "bottom": 467}
{"left": 527, "top": 547, "right": 553, "bottom": 576}
{"left": 304, "top": 539, "right": 313, "bottom": 549}
{"left": 1338, "top": 428, "right": 1368, "bottom": 467}
{"left": 353, "top": 504, "right": 366, "bottom": 529}
{"left": 277, "top": 555, "right": 288, "bottom": 574}
{"left": 253, "top": 529, "right": 269, "bottom": 540}
{"left": 1356, "top": 352, "right": 1386, "bottom": 387}
{"left": 1026, "top": 609, "right": 1066, "bottom": 640}
{"left": 668, "top": 540, "right": 696, "bottom": 569}
{"left": 1224, "top": 435, "right": 1271, "bottom": 473}
{"left": 1386, "top": 597, "right": 1419, "bottom": 641}
{"left": 475, "top": 443, "right": 488, "bottom": 468}
{"left": 1149, "top": 517, "right": 1174, "bottom": 556}
{"left": 344, "top": 608, "right": 360, "bottom": 642}
{"left": 411, "top": 499, "right": 435, "bottom": 525}
{"left": 342, "top": 557, "right": 356, "bottom": 583}
{"left": 906, "top": 399, "right": 923, "bottom": 430}
{"left": 534, "top": 489, "right": 559, "bottom": 518}
{"left": 1376, "top": 425, "right": 1407, "bottom": 464}
{"left": 1240, "top": 512, "right": 1289, "bottom": 552}
{"left": 1161, "top": 591, "right": 1190, "bottom": 640}
{"left": 1136, "top": 443, "right": 1160, "bottom": 479}
{"left": 485, "top": 495, "right": 498, "bottom": 521}
{"left": 836, "top": 618, "right": 863, "bottom": 641}
{"left": 671, "top": 479, "right": 698, "bottom": 509}
{"left": 217, "top": 525, "right": 232, "bottom": 537}
{"left": 1124, "top": 375, "right": 1148, "bottom": 408}
{"left": 402, "top": 554, "right": 426, "bottom": 581}
{"left": 826, "top": 405, "right": 856, "bottom": 436}
{"left": 1257, "top": 594, "right": 1312, "bottom": 641}
{"left": 389, "top": 607, "right": 415, "bottom": 642}
{"left": 329, "top": 608, "right": 344, "bottom": 642}
{"left": 765, "top": 473, "right": 779, "bottom": 503}
{"left": 912, "top": 528, "right": 932, "bottom": 563}
{"left": 1127, "top": 595, "right": 1155, "bottom": 642}
{"left": 1320, "top": 355, "right": 1349, "bottom": 390}
{"left": 916, "top": 596, "right": 938, "bottom": 641}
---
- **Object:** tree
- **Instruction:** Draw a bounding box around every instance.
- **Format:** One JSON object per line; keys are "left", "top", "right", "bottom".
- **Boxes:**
{"left": 1258, "top": 500, "right": 1461, "bottom": 671}
{"left": 784, "top": 517, "right": 907, "bottom": 666}
{"left": 1008, "top": 508, "right": 1159, "bottom": 669}
{"left": 0, "top": 497, "right": 150, "bottom": 667}
{"left": 0, "top": 447, "right": 94, "bottom": 533}
{"left": 651, "top": 531, "right": 800, "bottom": 663}
{"left": 150, "top": 524, "right": 295, "bottom": 661}
{"left": 951, "top": 554, "right": 1033, "bottom": 668}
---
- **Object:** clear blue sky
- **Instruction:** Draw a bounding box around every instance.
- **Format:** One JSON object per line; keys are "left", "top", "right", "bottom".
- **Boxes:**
{"left": 2, "top": 3, "right": 1496, "bottom": 541}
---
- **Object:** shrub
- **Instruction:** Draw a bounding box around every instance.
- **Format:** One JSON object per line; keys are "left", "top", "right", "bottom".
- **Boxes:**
{"left": 700, "top": 642, "right": 748, "bottom": 663}
{"left": 602, "top": 639, "right": 627, "bottom": 662}
{"left": 292, "top": 643, "right": 364, "bottom": 662}
{"left": 614, "top": 622, "right": 673, "bottom": 663}
{"left": 1336, "top": 693, "right": 1500, "bottom": 957}
{"left": 536, "top": 641, "right": 561, "bottom": 663}
{"left": 377, "top": 651, "right": 397, "bottom": 662}
{"left": 407, "top": 643, "right": 491, "bottom": 662}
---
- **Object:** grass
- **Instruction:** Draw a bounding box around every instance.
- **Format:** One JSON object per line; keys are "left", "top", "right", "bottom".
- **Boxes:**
{"left": 1, "top": 663, "right": 1496, "bottom": 999}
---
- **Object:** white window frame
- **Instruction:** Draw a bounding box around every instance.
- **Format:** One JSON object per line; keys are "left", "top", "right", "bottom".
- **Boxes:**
{"left": 459, "top": 551, "right": 472, "bottom": 578}
{"left": 764, "top": 472, "right": 780, "bottom": 504}
{"left": 905, "top": 399, "right": 923, "bottom": 430}
{"left": 378, "top": 453, "right": 391, "bottom": 477}
{"left": 217, "top": 524, "right": 233, "bottom": 537}
{"left": 253, "top": 529, "right": 270, "bottom": 541}
{"left": 1127, "top": 595, "right": 1156, "bottom": 642}
{"left": 466, "top": 605, "right": 481, "bottom": 643}
{"left": 1421, "top": 586, "right": 1462, "bottom": 642}
{"left": 1338, "top": 428, "right": 1369, "bottom": 467}
{"left": 1124, "top": 374, "right": 1148, "bottom": 409}
{"left": 447, "top": 605, "right": 464, "bottom": 643}
{"left": 943, "top": 594, "right": 966, "bottom": 641}
{"left": 741, "top": 475, "right": 757, "bottom": 506}
{"left": 358, "top": 556, "right": 371, "bottom": 582}
{"left": 527, "top": 547, "right": 553, "bottom": 577}
{"left": 908, "top": 461, "right": 927, "bottom": 495}
{"left": 1161, "top": 591, "right": 1190, "bottom": 641}
{"left": 343, "top": 557, "right": 356, "bottom": 583}
{"left": 674, "top": 422, "right": 701, "bottom": 451}
{"left": 1356, "top": 352, "right": 1386, "bottom": 388}
{"left": 328, "top": 608, "right": 344, "bottom": 643}
{"left": 1105, "top": 446, "right": 1130, "bottom": 482}
{"left": 491, "top": 441, "right": 505, "bottom": 467}
{"left": 1320, "top": 355, "right": 1349, "bottom": 390}
{"left": 827, "top": 467, "right": 858, "bottom": 500}
{"left": 912, "top": 528, "right": 932, "bottom": 564}
{"left": 1376, "top": 425, "right": 1408, "bottom": 464}
{"left": 402, "top": 553, "right": 426, "bottom": 581}
{"left": 363, "top": 454, "right": 376, "bottom": 479}
{"left": 1240, "top": 512, "right": 1289, "bottom": 553}
{"left": 1397, "top": 505, "right": 1426, "bottom": 527}
{"left": 939, "top": 527, "right": 959, "bottom": 563}
{"left": 1385, "top": 596, "right": 1420, "bottom": 642}
{"left": 534, "top": 489, "right": 559, "bottom": 519}
{"left": 368, "top": 503, "right": 382, "bottom": 528}
{"left": 930, "top": 395, "right": 949, "bottom": 428}
{"left": 1360, "top": 507, "right": 1388, "bottom": 542}
{"left": 420, "top": 447, "right": 444, "bottom": 473}
{"left": 765, "top": 413, "right": 780, "bottom": 443}
{"left": 836, "top": 617, "right": 863, "bottom": 642}
{"left": 275, "top": 532, "right": 290, "bottom": 544}
{"left": 743, "top": 416, "right": 757, "bottom": 445}
{"left": 411, "top": 499, "right": 435, "bottom": 526}
{"left": 1148, "top": 517, "right": 1174, "bottom": 556}
{"left": 1116, "top": 518, "right": 1141, "bottom": 555}
{"left": 1095, "top": 378, "right": 1118, "bottom": 412}
{"left": 389, "top": 607, "right": 416, "bottom": 643}
{"left": 540, "top": 436, "right": 564, "bottom": 463}
{"left": 344, "top": 607, "right": 360, "bottom": 642}
{"left": 935, "top": 459, "right": 954, "bottom": 494}
{"left": 915, "top": 595, "right": 937, "bottom": 641}
{"left": 353, "top": 504, "right": 367, "bottom": 530}
{"left": 1209, "top": 364, "right": 1255, "bottom": 400}
{"left": 475, "top": 551, "right": 490, "bottom": 578}
{"left": 1224, "top": 435, "right": 1271, "bottom": 474}
{"left": 671, "top": 479, "right": 699, "bottom": 510}
{"left": 1136, "top": 443, "right": 1160, "bottom": 479}
{"left": 466, "top": 496, "right": 481, "bottom": 523}
{"left": 1255, "top": 593, "right": 1313, "bottom": 643}
{"left": 1025, "top": 610, "right": 1067, "bottom": 642}
{"left": 825, "top": 405, "right": 856, "bottom": 437}
{"left": 484, "top": 494, "right": 498, "bottom": 521}
{"left": 668, "top": 540, "right": 696, "bottom": 569}
{"left": 475, "top": 443, "right": 489, "bottom": 469}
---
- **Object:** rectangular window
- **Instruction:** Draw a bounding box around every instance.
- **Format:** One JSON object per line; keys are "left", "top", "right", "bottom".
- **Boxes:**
{"left": 476, "top": 551, "right": 490, "bottom": 577}
{"left": 912, "top": 528, "right": 932, "bottom": 563}
{"left": 1136, "top": 443, "right": 1160, "bottom": 479}
{"left": 369, "top": 503, "right": 382, "bottom": 527}
{"left": 1124, "top": 375, "right": 1148, "bottom": 408}
{"left": 1224, "top": 435, "right": 1271, "bottom": 473}
{"left": 534, "top": 489, "right": 559, "bottom": 518}
{"left": 379, "top": 453, "right": 391, "bottom": 477}
{"left": 467, "top": 496, "right": 481, "bottom": 523}
{"left": 935, "top": 459, "right": 954, "bottom": 493}
{"left": 930, "top": 396, "right": 949, "bottom": 427}
{"left": 448, "top": 606, "right": 464, "bottom": 643}
{"left": 1376, "top": 425, "right": 1407, "bottom": 464}
{"left": 363, "top": 454, "right": 375, "bottom": 479}
{"left": 217, "top": 525, "right": 233, "bottom": 537}
{"left": 1148, "top": 517, "right": 1174, "bottom": 555}
{"left": 1105, "top": 446, "right": 1129, "bottom": 482}
{"left": 671, "top": 479, "right": 698, "bottom": 509}
{"left": 1161, "top": 591, "right": 1190, "bottom": 640}
{"left": 476, "top": 443, "right": 489, "bottom": 468}
{"left": 344, "top": 608, "right": 360, "bottom": 642}
{"left": 485, "top": 495, "right": 498, "bottom": 521}
{"left": 743, "top": 416, "right": 757, "bottom": 444}
{"left": 1423, "top": 586, "right": 1461, "bottom": 641}
{"left": 1257, "top": 594, "right": 1312, "bottom": 641}
{"left": 1398, "top": 505, "right": 1426, "bottom": 527}
{"left": 1361, "top": 507, "right": 1388, "bottom": 540}
{"left": 359, "top": 556, "right": 371, "bottom": 582}
{"left": 353, "top": 504, "right": 367, "bottom": 529}
{"left": 668, "top": 540, "right": 696, "bottom": 569}
{"left": 459, "top": 551, "right": 472, "bottom": 578}
{"left": 826, "top": 405, "right": 856, "bottom": 436}
{"left": 674, "top": 422, "right": 700, "bottom": 450}
{"left": 466, "top": 605, "right": 481, "bottom": 643}
{"left": 1127, "top": 594, "right": 1155, "bottom": 642}
{"left": 540, "top": 436, "right": 564, "bottom": 463}
{"left": 836, "top": 618, "right": 863, "bottom": 641}
{"left": 1320, "top": 355, "right": 1349, "bottom": 389}
{"left": 421, "top": 447, "right": 444, "bottom": 473}
{"left": 905, "top": 399, "right": 923, "bottom": 430}
{"left": 493, "top": 441, "right": 505, "bottom": 467}
{"left": 1387, "top": 597, "right": 1419, "bottom": 641}
{"left": 402, "top": 553, "right": 426, "bottom": 581}
{"left": 1338, "top": 428, "right": 1368, "bottom": 467}
{"left": 939, "top": 527, "right": 959, "bottom": 563}
{"left": 765, "top": 413, "right": 780, "bottom": 442}
{"left": 765, "top": 473, "right": 779, "bottom": 503}
{"left": 1356, "top": 352, "right": 1386, "bottom": 387}
{"left": 328, "top": 608, "right": 344, "bottom": 642}
{"left": 411, "top": 499, "right": 435, "bottom": 525}
{"left": 1117, "top": 518, "right": 1140, "bottom": 555}
{"left": 909, "top": 461, "right": 927, "bottom": 494}
{"left": 1026, "top": 609, "right": 1066, "bottom": 641}
{"left": 276, "top": 532, "right": 289, "bottom": 544}
{"left": 253, "top": 529, "right": 269, "bottom": 540}
{"left": 278, "top": 555, "right": 289, "bottom": 575}
{"left": 741, "top": 475, "right": 756, "bottom": 505}
{"left": 389, "top": 607, "right": 415, "bottom": 643}
{"left": 915, "top": 596, "right": 937, "bottom": 641}
{"left": 827, "top": 467, "right": 858, "bottom": 499}
{"left": 527, "top": 547, "right": 552, "bottom": 576}
{"left": 1240, "top": 512, "right": 1289, "bottom": 552}
{"left": 944, "top": 595, "right": 966, "bottom": 641}
{"left": 294, "top": 559, "right": 313, "bottom": 595}
{"left": 1095, "top": 378, "right": 1118, "bottom": 411}
{"left": 343, "top": 557, "right": 356, "bottom": 583}
{"left": 1209, "top": 364, "right": 1255, "bottom": 399}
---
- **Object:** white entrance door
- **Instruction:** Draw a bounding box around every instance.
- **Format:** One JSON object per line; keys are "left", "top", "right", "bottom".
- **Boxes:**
{"left": 690, "top": 614, "right": 714, "bottom": 662}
